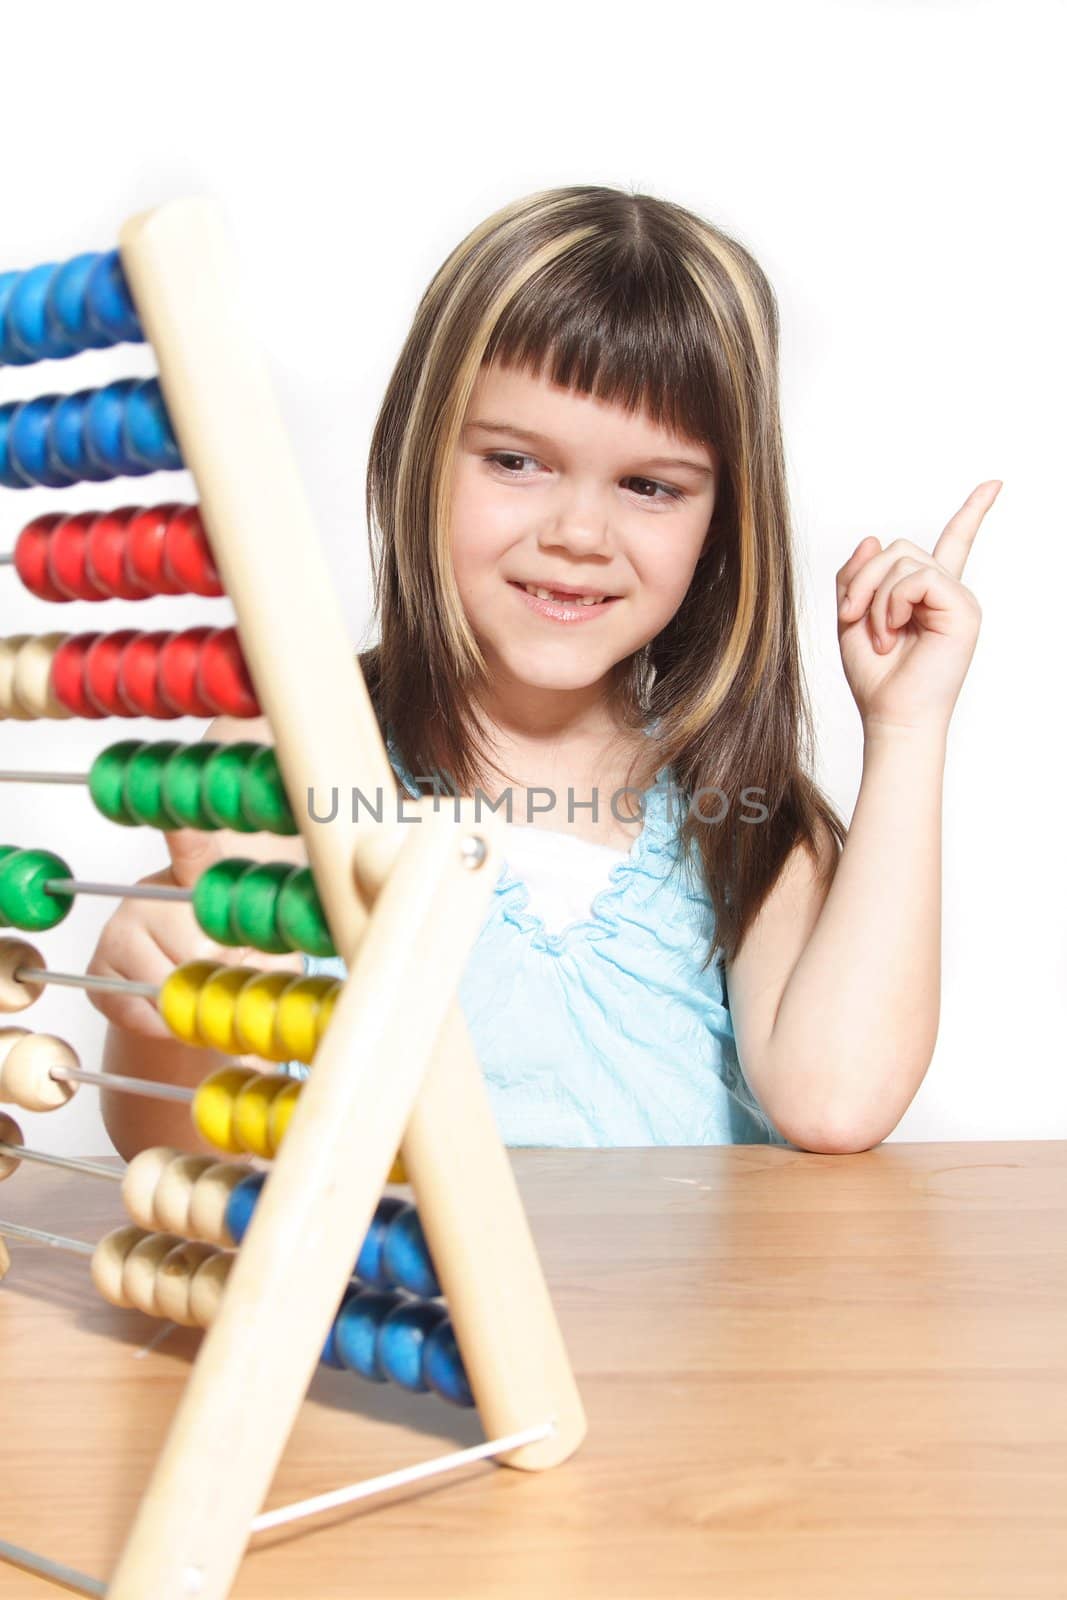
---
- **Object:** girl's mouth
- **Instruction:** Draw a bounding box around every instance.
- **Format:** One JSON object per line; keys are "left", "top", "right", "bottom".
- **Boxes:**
{"left": 508, "top": 581, "right": 620, "bottom": 625}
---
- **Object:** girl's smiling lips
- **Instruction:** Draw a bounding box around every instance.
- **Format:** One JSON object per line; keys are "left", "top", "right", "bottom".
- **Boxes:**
{"left": 508, "top": 580, "right": 622, "bottom": 624}
{"left": 513, "top": 577, "right": 618, "bottom": 599}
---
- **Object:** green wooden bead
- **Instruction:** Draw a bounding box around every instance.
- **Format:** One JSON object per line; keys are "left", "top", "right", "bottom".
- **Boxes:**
{"left": 124, "top": 741, "right": 183, "bottom": 829}
{"left": 192, "top": 858, "right": 252, "bottom": 945}
{"left": 88, "top": 742, "right": 146, "bottom": 826}
{"left": 276, "top": 867, "right": 335, "bottom": 957}
{"left": 0, "top": 848, "right": 73, "bottom": 931}
{"left": 202, "top": 744, "right": 262, "bottom": 833}
{"left": 243, "top": 748, "right": 297, "bottom": 835}
{"left": 0, "top": 846, "right": 16, "bottom": 927}
{"left": 160, "top": 743, "right": 221, "bottom": 830}
{"left": 230, "top": 862, "right": 292, "bottom": 953}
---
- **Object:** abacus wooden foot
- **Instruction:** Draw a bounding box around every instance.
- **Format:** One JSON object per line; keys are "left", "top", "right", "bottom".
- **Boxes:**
{"left": 0, "top": 196, "right": 586, "bottom": 1600}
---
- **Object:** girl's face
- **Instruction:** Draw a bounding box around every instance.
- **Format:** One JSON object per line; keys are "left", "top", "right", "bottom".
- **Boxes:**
{"left": 450, "top": 360, "right": 719, "bottom": 730}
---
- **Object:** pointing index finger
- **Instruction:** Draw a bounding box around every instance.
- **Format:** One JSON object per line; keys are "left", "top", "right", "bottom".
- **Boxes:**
{"left": 932, "top": 480, "right": 1002, "bottom": 578}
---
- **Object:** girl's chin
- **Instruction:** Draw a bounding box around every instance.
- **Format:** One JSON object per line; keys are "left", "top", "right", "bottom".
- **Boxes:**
{"left": 479, "top": 647, "right": 620, "bottom": 692}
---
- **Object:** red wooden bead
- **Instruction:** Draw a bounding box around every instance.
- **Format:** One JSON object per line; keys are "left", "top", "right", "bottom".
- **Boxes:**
{"left": 118, "top": 630, "right": 180, "bottom": 719}
{"left": 13, "top": 514, "right": 69, "bottom": 602}
{"left": 163, "top": 507, "right": 224, "bottom": 597}
{"left": 124, "top": 503, "right": 186, "bottom": 597}
{"left": 86, "top": 509, "right": 151, "bottom": 601}
{"left": 48, "top": 512, "right": 109, "bottom": 601}
{"left": 196, "top": 628, "right": 259, "bottom": 717}
{"left": 158, "top": 626, "right": 216, "bottom": 717}
{"left": 84, "top": 629, "right": 143, "bottom": 717}
{"left": 51, "top": 634, "right": 107, "bottom": 718}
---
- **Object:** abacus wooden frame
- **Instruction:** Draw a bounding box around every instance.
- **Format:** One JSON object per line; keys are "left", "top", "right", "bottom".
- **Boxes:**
{"left": 11, "top": 197, "right": 586, "bottom": 1600}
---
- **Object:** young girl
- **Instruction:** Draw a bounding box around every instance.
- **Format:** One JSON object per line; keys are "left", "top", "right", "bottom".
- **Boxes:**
{"left": 91, "top": 184, "right": 1000, "bottom": 1157}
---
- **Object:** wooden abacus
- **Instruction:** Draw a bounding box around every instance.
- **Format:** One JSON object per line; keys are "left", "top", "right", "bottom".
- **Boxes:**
{"left": 0, "top": 197, "right": 586, "bottom": 1599}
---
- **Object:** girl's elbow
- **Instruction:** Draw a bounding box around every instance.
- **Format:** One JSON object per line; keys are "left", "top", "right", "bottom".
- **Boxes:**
{"left": 775, "top": 1102, "right": 894, "bottom": 1154}
{"left": 789, "top": 1122, "right": 889, "bottom": 1155}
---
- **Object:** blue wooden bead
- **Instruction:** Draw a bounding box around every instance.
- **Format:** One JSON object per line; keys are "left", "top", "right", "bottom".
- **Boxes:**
{"left": 0, "top": 404, "right": 32, "bottom": 487}
{"left": 45, "top": 253, "right": 112, "bottom": 352}
{"left": 223, "top": 1171, "right": 266, "bottom": 1245}
{"left": 423, "top": 1321, "right": 474, "bottom": 1408}
{"left": 124, "top": 378, "right": 182, "bottom": 472}
{"left": 9, "top": 397, "right": 76, "bottom": 487}
{"left": 354, "top": 1195, "right": 408, "bottom": 1288}
{"left": 84, "top": 379, "right": 151, "bottom": 477}
{"left": 47, "top": 390, "right": 111, "bottom": 483}
{"left": 423, "top": 1318, "right": 475, "bottom": 1408}
{"left": 0, "top": 272, "right": 35, "bottom": 366}
{"left": 377, "top": 1299, "right": 449, "bottom": 1394}
{"left": 333, "top": 1290, "right": 404, "bottom": 1383}
{"left": 382, "top": 1205, "right": 441, "bottom": 1299}
{"left": 84, "top": 251, "right": 143, "bottom": 344}
{"left": 5, "top": 265, "right": 79, "bottom": 361}
{"left": 320, "top": 1289, "right": 361, "bottom": 1370}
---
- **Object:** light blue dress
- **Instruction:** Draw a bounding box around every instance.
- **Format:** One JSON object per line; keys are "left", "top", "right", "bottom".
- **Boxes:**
{"left": 292, "top": 731, "right": 791, "bottom": 1150}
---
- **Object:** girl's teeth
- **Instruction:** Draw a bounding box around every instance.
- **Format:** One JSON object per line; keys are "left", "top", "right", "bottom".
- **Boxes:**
{"left": 524, "top": 585, "right": 603, "bottom": 606}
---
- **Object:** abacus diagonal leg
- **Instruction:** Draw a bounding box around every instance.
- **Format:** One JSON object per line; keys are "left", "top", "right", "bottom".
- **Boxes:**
{"left": 109, "top": 808, "right": 500, "bottom": 1599}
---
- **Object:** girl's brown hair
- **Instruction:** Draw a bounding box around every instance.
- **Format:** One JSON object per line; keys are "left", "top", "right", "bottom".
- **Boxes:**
{"left": 359, "top": 185, "right": 846, "bottom": 970}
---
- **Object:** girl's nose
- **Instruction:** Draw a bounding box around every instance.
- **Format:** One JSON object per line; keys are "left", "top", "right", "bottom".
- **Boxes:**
{"left": 539, "top": 487, "right": 613, "bottom": 553}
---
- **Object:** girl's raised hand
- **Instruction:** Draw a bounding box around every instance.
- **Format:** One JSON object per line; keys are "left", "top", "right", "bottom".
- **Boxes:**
{"left": 835, "top": 480, "right": 1002, "bottom": 736}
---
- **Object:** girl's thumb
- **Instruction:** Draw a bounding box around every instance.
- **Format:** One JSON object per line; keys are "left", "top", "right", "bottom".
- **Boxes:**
{"left": 163, "top": 828, "right": 222, "bottom": 890}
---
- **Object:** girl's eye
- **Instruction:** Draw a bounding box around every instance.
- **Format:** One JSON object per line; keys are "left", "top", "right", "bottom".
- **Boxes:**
{"left": 485, "top": 454, "right": 684, "bottom": 503}
{"left": 624, "top": 476, "right": 685, "bottom": 503}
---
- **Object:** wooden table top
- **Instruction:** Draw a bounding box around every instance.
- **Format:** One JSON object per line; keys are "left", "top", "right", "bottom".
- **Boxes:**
{"left": 0, "top": 1141, "right": 1064, "bottom": 1600}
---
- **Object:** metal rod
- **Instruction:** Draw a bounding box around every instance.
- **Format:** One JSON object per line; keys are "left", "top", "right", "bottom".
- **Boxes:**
{"left": 0, "top": 1536, "right": 106, "bottom": 1598}
{"left": 249, "top": 1419, "right": 557, "bottom": 1534}
{"left": 0, "top": 1141, "right": 121, "bottom": 1182}
{"left": 0, "top": 1220, "right": 95, "bottom": 1255}
{"left": 45, "top": 878, "right": 193, "bottom": 904}
{"left": 50, "top": 1065, "right": 193, "bottom": 1105}
{"left": 0, "top": 552, "right": 14, "bottom": 566}
{"left": 0, "top": 769, "right": 87, "bottom": 784}
{"left": 18, "top": 965, "right": 160, "bottom": 1000}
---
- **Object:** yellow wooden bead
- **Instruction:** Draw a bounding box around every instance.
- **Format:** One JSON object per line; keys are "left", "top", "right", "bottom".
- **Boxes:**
{"left": 388, "top": 1152, "right": 407, "bottom": 1185}
{"left": 197, "top": 967, "right": 259, "bottom": 1054}
{"left": 0, "top": 1111, "right": 25, "bottom": 1181}
{"left": 192, "top": 1067, "right": 258, "bottom": 1155}
{"left": 0, "top": 939, "right": 45, "bottom": 1013}
{"left": 233, "top": 972, "right": 292, "bottom": 1061}
{"left": 158, "top": 961, "right": 222, "bottom": 1047}
{"left": 266, "top": 1079, "right": 303, "bottom": 1155}
{"left": 231, "top": 1073, "right": 290, "bottom": 1159}
{"left": 273, "top": 976, "right": 334, "bottom": 1062}
{"left": 313, "top": 983, "right": 341, "bottom": 1050}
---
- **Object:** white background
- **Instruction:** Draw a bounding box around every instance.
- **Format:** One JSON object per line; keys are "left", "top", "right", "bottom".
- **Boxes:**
{"left": 0, "top": 0, "right": 1062, "bottom": 1153}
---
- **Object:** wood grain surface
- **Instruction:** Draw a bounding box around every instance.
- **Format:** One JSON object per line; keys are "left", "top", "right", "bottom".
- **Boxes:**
{"left": 0, "top": 1141, "right": 1064, "bottom": 1599}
